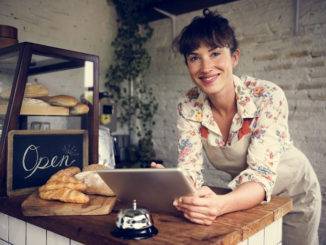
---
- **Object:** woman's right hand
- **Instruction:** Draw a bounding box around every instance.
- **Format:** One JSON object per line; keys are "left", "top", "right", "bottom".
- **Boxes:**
{"left": 150, "top": 162, "right": 165, "bottom": 168}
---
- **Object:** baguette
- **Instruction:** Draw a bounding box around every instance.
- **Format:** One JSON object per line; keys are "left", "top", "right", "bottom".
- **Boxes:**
{"left": 24, "top": 82, "right": 49, "bottom": 98}
{"left": 70, "top": 103, "right": 89, "bottom": 115}
{"left": 48, "top": 95, "right": 78, "bottom": 108}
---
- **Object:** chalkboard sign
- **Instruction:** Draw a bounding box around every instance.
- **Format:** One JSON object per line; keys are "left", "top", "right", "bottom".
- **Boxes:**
{"left": 7, "top": 130, "right": 88, "bottom": 196}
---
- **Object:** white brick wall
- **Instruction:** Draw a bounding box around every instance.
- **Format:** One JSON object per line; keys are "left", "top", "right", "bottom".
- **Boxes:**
{"left": 0, "top": 0, "right": 116, "bottom": 89}
{"left": 0, "top": 212, "right": 84, "bottom": 245}
{"left": 145, "top": 0, "right": 326, "bottom": 243}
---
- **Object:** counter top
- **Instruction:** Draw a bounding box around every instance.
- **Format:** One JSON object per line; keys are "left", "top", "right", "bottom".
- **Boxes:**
{"left": 0, "top": 189, "right": 292, "bottom": 245}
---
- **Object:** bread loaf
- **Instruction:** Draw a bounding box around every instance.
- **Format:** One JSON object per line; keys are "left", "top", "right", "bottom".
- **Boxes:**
{"left": 39, "top": 188, "right": 89, "bottom": 204}
{"left": 83, "top": 164, "right": 108, "bottom": 172}
{"left": 70, "top": 103, "right": 89, "bottom": 115}
{"left": 24, "top": 82, "right": 49, "bottom": 98}
{"left": 75, "top": 164, "right": 114, "bottom": 196}
{"left": 0, "top": 87, "right": 11, "bottom": 99}
{"left": 22, "top": 98, "right": 51, "bottom": 107}
{"left": 48, "top": 95, "right": 78, "bottom": 108}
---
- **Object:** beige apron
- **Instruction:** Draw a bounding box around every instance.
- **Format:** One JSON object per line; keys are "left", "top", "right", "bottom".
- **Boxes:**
{"left": 203, "top": 135, "right": 321, "bottom": 245}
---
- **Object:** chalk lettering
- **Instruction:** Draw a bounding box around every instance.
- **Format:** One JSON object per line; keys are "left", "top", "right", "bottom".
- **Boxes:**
{"left": 22, "top": 144, "right": 76, "bottom": 179}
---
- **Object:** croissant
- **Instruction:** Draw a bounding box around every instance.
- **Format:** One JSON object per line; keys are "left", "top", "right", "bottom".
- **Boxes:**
{"left": 39, "top": 188, "right": 89, "bottom": 204}
{"left": 39, "top": 181, "right": 87, "bottom": 192}
{"left": 53, "top": 166, "right": 81, "bottom": 177}
{"left": 48, "top": 174, "right": 81, "bottom": 184}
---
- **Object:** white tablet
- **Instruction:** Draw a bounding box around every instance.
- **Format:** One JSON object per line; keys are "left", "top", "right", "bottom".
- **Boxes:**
{"left": 97, "top": 168, "right": 196, "bottom": 214}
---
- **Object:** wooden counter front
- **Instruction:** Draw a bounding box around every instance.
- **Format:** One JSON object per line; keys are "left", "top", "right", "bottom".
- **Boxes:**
{"left": 0, "top": 192, "right": 292, "bottom": 245}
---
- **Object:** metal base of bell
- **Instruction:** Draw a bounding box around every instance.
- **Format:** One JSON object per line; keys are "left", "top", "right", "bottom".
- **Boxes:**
{"left": 111, "top": 225, "right": 158, "bottom": 240}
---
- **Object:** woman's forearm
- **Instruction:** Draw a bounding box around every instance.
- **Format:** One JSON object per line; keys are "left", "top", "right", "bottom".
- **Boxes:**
{"left": 221, "top": 182, "right": 265, "bottom": 215}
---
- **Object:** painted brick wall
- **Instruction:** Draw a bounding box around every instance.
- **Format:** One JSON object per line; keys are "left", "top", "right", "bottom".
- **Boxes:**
{"left": 145, "top": 0, "right": 326, "bottom": 243}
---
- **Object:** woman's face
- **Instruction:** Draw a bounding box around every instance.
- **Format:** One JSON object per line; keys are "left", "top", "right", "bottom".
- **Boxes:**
{"left": 186, "top": 44, "right": 240, "bottom": 96}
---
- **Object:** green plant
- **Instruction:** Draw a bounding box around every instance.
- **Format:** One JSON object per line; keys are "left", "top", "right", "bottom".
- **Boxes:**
{"left": 106, "top": 0, "right": 158, "bottom": 162}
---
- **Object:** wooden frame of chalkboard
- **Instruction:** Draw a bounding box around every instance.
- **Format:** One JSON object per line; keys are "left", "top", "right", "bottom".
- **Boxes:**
{"left": 7, "top": 129, "right": 88, "bottom": 196}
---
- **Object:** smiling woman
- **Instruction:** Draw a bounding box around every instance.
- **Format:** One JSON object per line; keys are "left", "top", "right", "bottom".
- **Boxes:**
{"left": 169, "top": 9, "right": 322, "bottom": 245}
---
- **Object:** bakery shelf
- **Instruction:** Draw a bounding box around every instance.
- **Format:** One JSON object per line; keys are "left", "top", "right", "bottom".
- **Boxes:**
{"left": 0, "top": 42, "right": 99, "bottom": 196}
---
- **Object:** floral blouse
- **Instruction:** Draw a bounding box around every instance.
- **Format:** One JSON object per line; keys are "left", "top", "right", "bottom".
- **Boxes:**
{"left": 177, "top": 75, "right": 292, "bottom": 202}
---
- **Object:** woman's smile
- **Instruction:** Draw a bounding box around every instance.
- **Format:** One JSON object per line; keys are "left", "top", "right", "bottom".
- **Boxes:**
{"left": 199, "top": 73, "right": 221, "bottom": 86}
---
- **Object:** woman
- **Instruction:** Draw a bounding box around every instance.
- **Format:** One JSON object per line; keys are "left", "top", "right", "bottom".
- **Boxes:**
{"left": 152, "top": 9, "right": 321, "bottom": 245}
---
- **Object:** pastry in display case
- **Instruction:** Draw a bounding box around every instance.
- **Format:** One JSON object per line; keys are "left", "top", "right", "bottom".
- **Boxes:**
{"left": 0, "top": 42, "right": 99, "bottom": 196}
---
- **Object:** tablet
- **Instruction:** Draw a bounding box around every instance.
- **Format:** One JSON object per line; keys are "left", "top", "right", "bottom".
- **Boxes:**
{"left": 97, "top": 168, "right": 196, "bottom": 214}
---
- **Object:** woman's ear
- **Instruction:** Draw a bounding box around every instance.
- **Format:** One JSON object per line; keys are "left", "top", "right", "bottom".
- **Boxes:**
{"left": 232, "top": 49, "right": 240, "bottom": 68}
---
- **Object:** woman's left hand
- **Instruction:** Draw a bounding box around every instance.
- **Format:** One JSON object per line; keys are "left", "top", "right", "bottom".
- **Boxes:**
{"left": 173, "top": 186, "right": 226, "bottom": 225}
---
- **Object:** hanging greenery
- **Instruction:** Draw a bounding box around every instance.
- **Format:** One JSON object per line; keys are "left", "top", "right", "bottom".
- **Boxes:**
{"left": 106, "top": 0, "right": 158, "bottom": 163}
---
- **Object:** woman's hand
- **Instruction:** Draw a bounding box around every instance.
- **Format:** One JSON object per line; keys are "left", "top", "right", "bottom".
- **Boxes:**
{"left": 173, "top": 186, "right": 226, "bottom": 225}
{"left": 150, "top": 162, "right": 165, "bottom": 168}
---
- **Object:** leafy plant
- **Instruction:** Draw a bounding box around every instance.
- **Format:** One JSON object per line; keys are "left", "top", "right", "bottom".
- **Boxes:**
{"left": 106, "top": 0, "right": 158, "bottom": 162}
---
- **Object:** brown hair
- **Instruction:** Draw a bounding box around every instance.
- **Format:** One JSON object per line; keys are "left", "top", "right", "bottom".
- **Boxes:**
{"left": 174, "top": 9, "right": 238, "bottom": 60}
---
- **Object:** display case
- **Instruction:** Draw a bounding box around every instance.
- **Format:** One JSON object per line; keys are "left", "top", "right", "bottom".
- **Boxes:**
{"left": 0, "top": 42, "right": 99, "bottom": 196}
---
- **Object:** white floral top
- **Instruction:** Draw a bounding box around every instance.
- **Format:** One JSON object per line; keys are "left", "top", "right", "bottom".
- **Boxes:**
{"left": 177, "top": 75, "right": 292, "bottom": 202}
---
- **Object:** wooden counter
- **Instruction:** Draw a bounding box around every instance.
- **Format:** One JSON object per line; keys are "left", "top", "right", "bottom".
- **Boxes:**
{"left": 0, "top": 191, "right": 292, "bottom": 245}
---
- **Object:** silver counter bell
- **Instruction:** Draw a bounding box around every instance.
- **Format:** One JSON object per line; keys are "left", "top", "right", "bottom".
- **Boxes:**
{"left": 111, "top": 200, "right": 158, "bottom": 240}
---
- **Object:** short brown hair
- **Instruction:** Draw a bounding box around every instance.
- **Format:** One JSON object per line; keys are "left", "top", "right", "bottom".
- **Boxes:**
{"left": 174, "top": 9, "right": 238, "bottom": 59}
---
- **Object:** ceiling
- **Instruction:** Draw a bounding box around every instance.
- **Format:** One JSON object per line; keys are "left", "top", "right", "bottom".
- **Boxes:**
{"left": 141, "top": 0, "right": 239, "bottom": 22}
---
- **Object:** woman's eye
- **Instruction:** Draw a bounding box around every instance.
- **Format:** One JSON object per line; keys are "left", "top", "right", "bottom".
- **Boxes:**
{"left": 211, "top": 52, "right": 220, "bottom": 57}
{"left": 188, "top": 56, "right": 199, "bottom": 62}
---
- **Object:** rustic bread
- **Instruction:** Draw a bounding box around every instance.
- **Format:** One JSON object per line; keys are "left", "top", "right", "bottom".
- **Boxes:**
{"left": 39, "top": 188, "right": 89, "bottom": 204}
{"left": 0, "top": 87, "right": 11, "bottom": 99}
{"left": 75, "top": 164, "right": 115, "bottom": 196}
{"left": 24, "top": 82, "right": 49, "bottom": 98}
{"left": 22, "top": 98, "right": 51, "bottom": 107}
{"left": 83, "top": 164, "right": 108, "bottom": 172}
{"left": 48, "top": 95, "right": 78, "bottom": 108}
{"left": 70, "top": 103, "right": 89, "bottom": 115}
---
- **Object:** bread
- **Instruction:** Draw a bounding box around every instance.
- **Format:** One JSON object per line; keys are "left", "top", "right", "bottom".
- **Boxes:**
{"left": 24, "top": 82, "right": 49, "bottom": 98}
{"left": 46, "top": 167, "right": 81, "bottom": 183}
{"left": 39, "top": 188, "right": 89, "bottom": 204}
{"left": 75, "top": 171, "right": 115, "bottom": 196}
{"left": 39, "top": 181, "right": 87, "bottom": 192}
{"left": 48, "top": 174, "right": 82, "bottom": 184}
{"left": 48, "top": 95, "right": 78, "bottom": 108}
{"left": 83, "top": 164, "right": 108, "bottom": 172}
{"left": 75, "top": 164, "right": 114, "bottom": 196}
{"left": 70, "top": 103, "right": 89, "bottom": 115}
{"left": 22, "top": 98, "right": 51, "bottom": 107}
{"left": 0, "top": 87, "right": 11, "bottom": 99}
{"left": 38, "top": 167, "right": 91, "bottom": 204}
{"left": 52, "top": 166, "right": 81, "bottom": 177}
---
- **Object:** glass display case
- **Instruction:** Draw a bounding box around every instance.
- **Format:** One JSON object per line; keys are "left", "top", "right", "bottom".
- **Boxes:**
{"left": 0, "top": 42, "right": 99, "bottom": 196}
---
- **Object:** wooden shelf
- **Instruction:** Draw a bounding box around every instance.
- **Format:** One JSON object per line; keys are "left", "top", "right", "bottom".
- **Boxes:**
{"left": 0, "top": 42, "right": 99, "bottom": 196}
{"left": 0, "top": 103, "right": 69, "bottom": 116}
